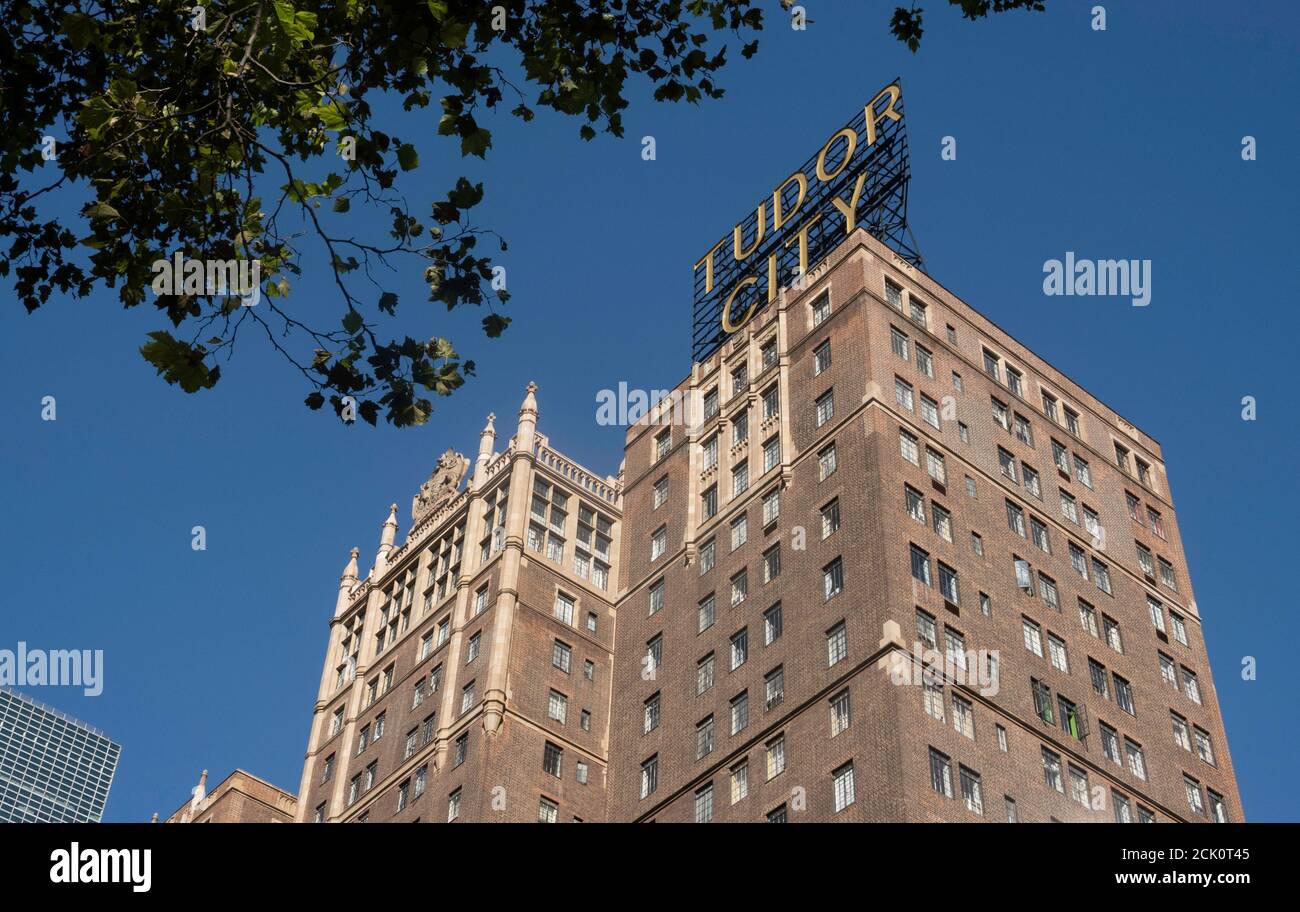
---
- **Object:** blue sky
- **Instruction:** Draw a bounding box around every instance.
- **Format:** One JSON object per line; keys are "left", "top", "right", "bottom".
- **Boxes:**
{"left": 2, "top": 1, "right": 1297, "bottom": 821}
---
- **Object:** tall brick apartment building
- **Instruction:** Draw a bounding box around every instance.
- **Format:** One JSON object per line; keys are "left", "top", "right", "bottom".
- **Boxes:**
{"left": 609, "top": 228, "right": 1240, "bottom": 823}
{"left": 296, "top": 384, "right": 622, "bottom": 823}
{"left": 297, "top": 229, "right": 1240, "bottom": 824}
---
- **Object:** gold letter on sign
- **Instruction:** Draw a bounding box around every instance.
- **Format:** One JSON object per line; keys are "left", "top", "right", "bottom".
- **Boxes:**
{"left": 863, "top": 83, "right": 902, "bottom": 147}
{"left": 771, "top": 172, "right": 808, "bottom": 232}
{"left": 693, "top": 237, "right": 728, "bottom": 294}
{"left": 733, "top": 202, "right": 766, "bottom": 262}
{"left": 816, "top": 128, "right": 857, "bottom": 183}
{"left": 721, "top": 276, "right": 760, "bottom": 333}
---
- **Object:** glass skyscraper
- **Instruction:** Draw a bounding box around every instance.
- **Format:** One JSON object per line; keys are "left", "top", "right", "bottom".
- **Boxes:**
{"left": 0, "top": 687, "right": 121, "bottom": 823}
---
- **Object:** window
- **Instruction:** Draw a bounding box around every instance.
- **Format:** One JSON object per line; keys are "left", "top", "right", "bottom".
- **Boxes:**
{"left": 1073, "top": 454, "right": 1092, "bottom": 488}
{"left": 946, "top": 324, "right": 958, "bottom": 344}
{"left": 650, "top": 526, "right": 667, "bottom": 561}
{"left": 1067, "top": 765, "right": 1090, "bottom": 807}
{"left": 729, "top": 761, "right": 749, "bottom": 805}
{"left": 764, "top": 666, "right": 784, "bottom": 709}
{"left": 553, "top": 592, "right": 575, "bottom": 626}
{"left": 1013, "top": 413, "right": 1034, "bottom": 446}
{"left": 652, "top": 476, "right": 668, "bottom": 509}
{"left": 891, "top": 326, "right": 910, "bottom": 360}
{"left": 1051, "top": 439, "right": 1070, "bottom": 473}
{"left": 761, "top": 384, "right": 779, "bottom": 421}
{"left": 1023, "top": 465, "right": 1041, "bottom": 497}
{"left": 926, "top": 448, "right": 946, "bottom": 485}
{"left": 640, "top": 756, "right": 658, "bottom": 799}
{"left": 1041, "top": 391, "right": 1059, "bottom": 422}
{"left": 1208, "top": 790, "right": 1228, "bottom": 823}
{"left": 763, "top": 544, "right": 781, "bottom": 583}
{"left": 998, "top": 447, "right": 1018, "bottom": 483}
{"left": 446, "top": 787, "right": 461, "bottom": 821}
{"left": 731, "top": 462, "right": 749, "bottom": 497}
{"left": 696, "top": 592, "right": 717, "bottom": 636}
{"left": 1184, "top": 777, "right": 1205, "bottom": 816}
{"left": 552, "top": 640, "right": 571, "bottom": 673}
{"left": 1079, "top": 599, "right": 1099, "bottom": 637}
{"left": 460, "top": 680, "right": 475, "bottom": 714}
{"left": 701, "top": 485, "right": 717, "bottom": 520}
{"left": 830, "top": 690, "right": 851, "bottom": 736}
{"left": 1171, "top": 712, "right": 1191, "bottom": 751}
{"left": 548, "top": 690, "right": 568, "bottom": 724}
{"left": 826, "top": 621, "right": 848, "bottom": 666}
{"left": 698, "top": 538, "right": 715, "bottom": 575}
{"left": 1115, "top": 674, "right": 1134, "bottom": 715}
{"left": 1060, "top": 489, "right": 1079, "bottom": 525}
{"left": 957, "top": 421, "right": 969, "bottom": 443}
{"left": 932, "top": 503, "right": 952, "bottom": 541}
{"left": 762, "top": 487, "right": 780, "bottom": 525}
{"left": 1090, "top": 659, "right": 1110, "bottom": 699}
{"left": 895, "top": 376, "right": 914, "bottom": 411}
{"left": 818, "top": 442, "right": 838, "bottom": 480}
{"left": 811, "top": 292, "right": 831, "bottom": 327}
{"left": 1062, "top": 406, "right": 1080, "bottom": 436}
{"left": 938, "top": 562, "right": 959, "bottom": 604}
{"left": 766, "top": 736, "right": 786, "bottom": 780}
{"left": 655, "top": 429, "right": 671, "bottom": 461}
{"left": 762, "top": 436, "right": 780, "bottom": 472}
{"left": 960, "top": 767, "right": 983, "bottom": 815}
{"left": 1006, "top": 500, "right": 1026, "bottom": 537}
{"left": 1149, "top": 597, "right": 1168, "bottom": 635}
{"left": 702, "top": 387, "right": 719, "bottom": 421}
{"left": 1170, "top": 612, "right": 1188, "bottom": 646}
{"left": 733, "top": 411, "right": 749, "bottom": 444}
{"left": 833, "top": 763, "right": 856, "bottom": 813}
{"left": 823, "top": 557, "right": 844, "bottom": 601}
{"left": 1032, "top": 678, "right": 1055, "bottom": 724}
{"left": 920, "top": 394, "right": 940, "bottom": 428}
{"left": 980, "top": 591, "right": 992, "bottom": 616}
{"left": 945, "top": 628, "right": 967, "bottom": 672}
{"left": 764, "top": 603, "right": 783, "bottom": 645}
{"left": 1048, "top": 634, "right": 1069, "bottom": 672}
{"left": 982, "top": 349, "right": 1001, "bottom": 381}
{"left": 1148, "top": 508, "right": 1166, "bottom": 539}
{"left": 917, "top": 345, "right": 934, "bottom": 377}
{"left": 1023, "top": 618, "right": 1043, "bottom": 656}
{"left": 761, "top": 338, "right": 778, "bottom": 370}
{"left": 971, "top": 532, "right": 984, "bottom": 556}
{"left": 930, "top": 748, "right": 953, "bottom": 797}
{"left": 992, "top": 398, "right": 1010, "bottom": 431}
{"left": 906, "top": 485, "right": 926, "bottom": 524}
{"left": 1042, "top": 748, "right": 1063, "bottom": 793}
{"left": 767, "top": 804, "right": 788, "bottom": 823}
{"left": 923, "top": 680, "right": 945, "bottom": 721}
{"left": 1182, "top": 667, "right": 1202, "bottom": 704}
{"left": 952, "top": 694, "right": 975, "bottom": 739}
{"left": 1031, "top": 517, "right": 1050, "bottom": 553}
{"left": 952, "top": 370, "right": 963, "bottom": 391}
{"left": 965, "top": 476, "right": 977, "bottom": 498}
{"left": 1005, "top": 365, "right": 1023, "bottom": 397}
{"left": 910, "top": 544, "right": 932, "bottom": 586}
{"left": 813, "top": 339, "right": 832, "bottom": 375}
{"left": 900, "top": 429, "right": 919, "bottom": 465}
{"left": 1104, "top": 615, "right": 1123, "bottom": 653}
{"left": 730, "top": 629, "right": 748, "bottom": 670}
{"left": 695, "top": 715, "right": 715, "bottom": 760}
{"left": 696, "top": 653, "right": 714, "bottom": 695}
{"left": 821, "top": 498, "right": 841, "bottom": 538}
{"left": 702, "top": 435, "right": 719, "bottom": 471}
{"left": 909, "top": 295, "right": 928, "bottom": 329}
{"left": 1092, "top": 559, "right": 1112, "bottom": 595}
{"left": 885, "top": 279, "right": 903, "bottom": 311}
{"left": 815, "top": 389, "right": 835, "bottom": 427}
{"left": 916, "top": 609, "right": 938, "bottom": 649}
{"left": 729, "top": 514, "right": 749, "bottom": 552}
{"left": 1158, "top": 557, "right": 1178, "bottom": 592}
{"left": 729, "top": 571, "right": 747, "bottom": 608}
{"left": 730, "top": 691, "right": 749, "bottom": 735}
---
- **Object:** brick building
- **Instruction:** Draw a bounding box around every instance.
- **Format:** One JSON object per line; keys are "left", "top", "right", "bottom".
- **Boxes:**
{"left": 297, "top": 229, "right": 1241, "bottom": 824}
{"left": 609, "top": 228, "right": 1241, "bottom": 823}
{"left": 296, "top": 384, "right": 621, "bottom": 823}
{"left": 163, "top": 769, "right": 296, "bottom": 823}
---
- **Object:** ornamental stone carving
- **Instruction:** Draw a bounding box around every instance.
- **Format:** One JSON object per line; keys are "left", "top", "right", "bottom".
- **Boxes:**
{"left": 412, "top": 449, "right": 470, "bottom": 524}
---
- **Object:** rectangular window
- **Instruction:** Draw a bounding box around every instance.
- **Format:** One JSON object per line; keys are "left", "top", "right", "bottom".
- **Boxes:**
{"left": 917, "top": 345, "right": 934, "bottom": 377}
{"left": 697, "top": 653, "right": 714, "bottom": 695}
{"left": 730, "top": 691, "right": 749, "bottom": 735}
{"left": 900, "top": 429, "right": 919, "bottom": 465}
{"left": 830, "top": 690, "right": 851, "bottom": 736}
{"left": 762, "top": 487, "right": 780, "bottom": 525}
{"left": 826, "top": 621, "right": 848, "bottom": 666}
{"left": 833, "top": 763, "right": 856, "bottom": 813}
{"left": 821, "top": 498, "right": 841, "bottom": 538}
{"left": 818, "top": 443, "right": 838, "bottom": 480}
{"left": 920, "top": 394, "right": 940, "bottom": 429}
{"left": 762, "top": 436, "right": 781, "bottom": 472}
{"left": 764, "top": 666, "right": 784, "bottom": 710}
{"left": 730, "top": 761, "right": 749, "bottom": 805}
{"left": 1042, "top": 748, "right": 1063, "bottom": 793}
{"left": 891, "top": 326, "right": 910, "bottom": 360}
{"left": 960, "top": 766, "right": 984, "bottom": 815}
{"left": 640, "top": 756, "right": 658, "bottom": 799}
{"left": 730, "top": 628, "right": 748, "bottom": 670}
{"left": 895, "top": 377, "right": 914, "bottom": 411}
{"left": 694, "top": 784, "right": 714, "bottom": 823}
{"left": 813, "top": 340, "right": 832, "bottom": 376}
{"left": 815, "top": 389, "right": 835, "bottom": 427}
{"left": 764, "top": 603, "right": 783, "bottom": 645}
{"left": 930, "top": 748, "right": 953, "bottom": 797}
{"left": 823, "top": 558, "right": 844, "bottom": 601}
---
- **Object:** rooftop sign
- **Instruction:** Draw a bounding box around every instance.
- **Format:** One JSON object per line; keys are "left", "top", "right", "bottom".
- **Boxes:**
{"left": 691, "top": 79, "right": 921, "bottom": 361}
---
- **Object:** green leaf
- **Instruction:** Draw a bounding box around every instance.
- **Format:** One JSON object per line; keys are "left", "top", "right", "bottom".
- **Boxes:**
{"left": 342, "top": 310, "right": 363, "bottom": 334}
{"left": 139, "top": 331, "right": 218, "bottom": 394}
{"left": 332, "top": 196, "right": 350, "bottom": 212}
{"left": 396, "top": 144, "right": 419, "bottom": 171}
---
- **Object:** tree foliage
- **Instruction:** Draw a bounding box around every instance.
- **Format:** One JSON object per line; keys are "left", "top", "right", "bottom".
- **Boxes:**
{"left": 890, "top": 1, "right": 1045, "bottom": 52}
{"left": 1, "top": 0, "right": 770, "bottom": 426}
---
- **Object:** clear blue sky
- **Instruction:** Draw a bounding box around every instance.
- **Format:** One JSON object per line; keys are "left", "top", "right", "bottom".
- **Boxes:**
{"left": 2, "top": 1, "right": 1296, "bottom": 822}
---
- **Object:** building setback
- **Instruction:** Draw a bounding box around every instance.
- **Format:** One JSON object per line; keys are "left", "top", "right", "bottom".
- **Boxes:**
{"left": 609, "top": 228, "right": 1241, "bottom": 823}
{"left": 162, "top": 769, "right": 297, "bottom": 823}
{"left": 298, "top": 228, "right": 1241, "bottom": 823}
{"left": 0, "top": 686, "right": 121, "bottom": 823}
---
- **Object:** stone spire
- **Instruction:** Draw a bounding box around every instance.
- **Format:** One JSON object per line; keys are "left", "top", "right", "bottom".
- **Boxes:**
{"left": 515, "top": 381, "right": 539, "bottom": 452}
{"left": 373, "top": 504, "right": 398, "bottom": 576}
{"left": 472, "top": 412, "right": 498, "bottom": 490}
{"left": 334, "top": 547, "right": 360, "bottom": 617}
